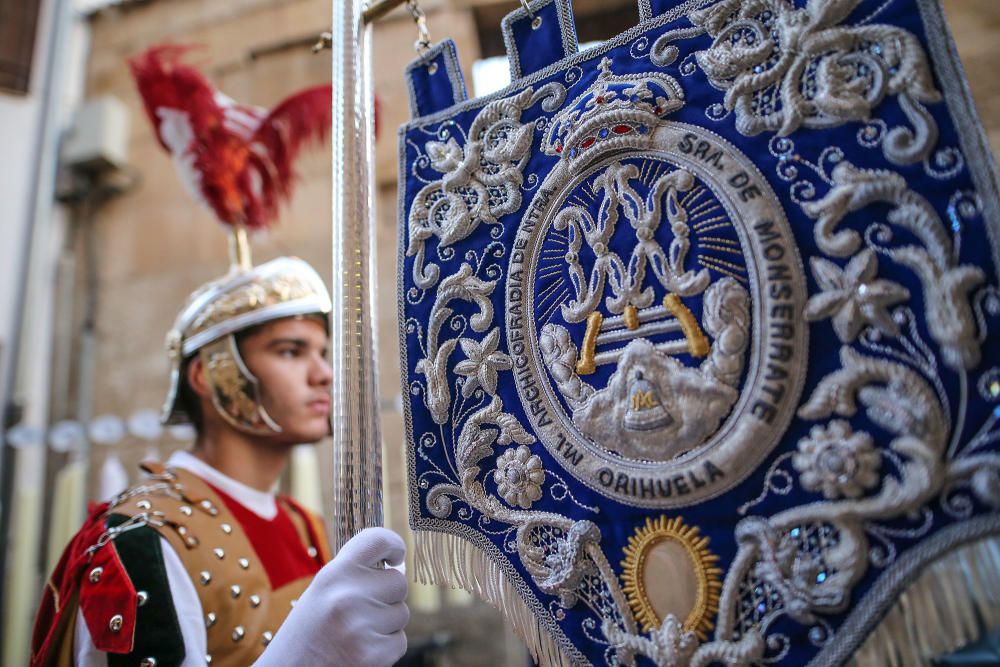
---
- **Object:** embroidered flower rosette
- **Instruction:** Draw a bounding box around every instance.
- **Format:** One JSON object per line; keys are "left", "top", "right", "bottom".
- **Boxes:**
{"left": 396, "top": 1, "right": 1000, "bottom": 664}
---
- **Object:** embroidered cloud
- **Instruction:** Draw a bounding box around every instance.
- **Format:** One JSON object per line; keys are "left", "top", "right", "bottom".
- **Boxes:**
{"left": 573, "top": 339, "right": 737, "bottom": 462}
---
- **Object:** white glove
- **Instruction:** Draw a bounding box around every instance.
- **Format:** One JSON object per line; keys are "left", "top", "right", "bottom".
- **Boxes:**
{"left": 254, "top": 527, "right": 409, "bottom": 667}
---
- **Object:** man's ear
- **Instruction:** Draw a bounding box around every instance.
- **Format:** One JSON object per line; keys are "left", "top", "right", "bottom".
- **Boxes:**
{"left": 186, "top": 355, "right": 211, "bottom": 399}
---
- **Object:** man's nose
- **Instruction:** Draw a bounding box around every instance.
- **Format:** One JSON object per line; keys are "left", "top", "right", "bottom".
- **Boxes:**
{"left": 312, "top": 355, "right": 333, "bottom": 386}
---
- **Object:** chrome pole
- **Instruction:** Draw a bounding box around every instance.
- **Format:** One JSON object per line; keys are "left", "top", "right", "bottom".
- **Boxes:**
{"left": 329, "top": 0, "right": 383, "bottom": 550}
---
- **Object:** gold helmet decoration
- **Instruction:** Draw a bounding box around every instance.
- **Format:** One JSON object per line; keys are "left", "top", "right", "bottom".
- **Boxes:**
{"left": 161, "top": 231, "right": 331, "bottom": 434}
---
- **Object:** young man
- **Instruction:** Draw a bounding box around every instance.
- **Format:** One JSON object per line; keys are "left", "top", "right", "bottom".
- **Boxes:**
{"left": 30, "top": 255, "right": 408, "bottom": 666}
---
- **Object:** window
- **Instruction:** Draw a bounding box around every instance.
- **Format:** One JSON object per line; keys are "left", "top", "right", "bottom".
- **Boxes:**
{"left": 0, "top": 0, "right": 43, "bottom": 94}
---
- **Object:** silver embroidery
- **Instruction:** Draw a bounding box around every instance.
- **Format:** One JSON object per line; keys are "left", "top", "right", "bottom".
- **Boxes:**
{"left": 414, "top": 264, "right": 496, "bottom": 424}
{"left": 407, "top": 85, "right": 565, "bottom": 291}
{"left": 662, "top": 0, "right": 943, "bottom": 165}
{"left": 397, "top": 3, "right": 1000, "bottom": 663}
{"left": 509, "top": 117, "right": 808, "bottom": 506}
{"left": 454, "top": 328, "right": 512, "bottom": 398}
{"left": 804, "top": 249, "right": 909, "bottom": 343}
{"left": 701, "top": 346, "right": 948, "bottom": 661}
{"left": 801, "top": 160, "right": 986, "bottom": 370}
{"left": 555, "top": 162, "right": 710, "bottom": 323}
{"left": 792, "top": 420, "right": 881, "bottom": 500}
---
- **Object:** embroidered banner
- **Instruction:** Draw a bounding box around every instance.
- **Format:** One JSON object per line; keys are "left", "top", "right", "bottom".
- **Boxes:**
{"left": 397, "top": 1, "right": 1000, "bottom": 664}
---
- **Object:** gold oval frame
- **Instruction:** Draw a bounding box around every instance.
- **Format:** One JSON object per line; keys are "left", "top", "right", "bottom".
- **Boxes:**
{"left": 620, "top": 515, "right": 722, "bottom": 640}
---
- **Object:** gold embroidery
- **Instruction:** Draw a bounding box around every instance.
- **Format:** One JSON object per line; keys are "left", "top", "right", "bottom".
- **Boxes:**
{"left": 575, "top": 311, "right": 603, "bottom": 375}
{"left": 624, "top": 303, "right": 640, "bottom": 331}
{"left": 662, "top": 294, "right": 710, "bottom": 358}
{"left": 620, "top": 515, "right": 722, "bottom": 640}
{"left": 630, "top": 390, "right": 657, "bottom": 411}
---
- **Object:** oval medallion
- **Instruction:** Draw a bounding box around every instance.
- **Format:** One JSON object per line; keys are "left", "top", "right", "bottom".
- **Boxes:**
{"left": 620, "top": 515, "right": 722, "bottom": 640}
{"left": 506, "top": 122, "right": 808, "bottom": 506}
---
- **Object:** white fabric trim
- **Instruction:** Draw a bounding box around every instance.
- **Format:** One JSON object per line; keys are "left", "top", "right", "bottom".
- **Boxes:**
{"left": 166, "top": 450, "right": 277, "bottom": 520}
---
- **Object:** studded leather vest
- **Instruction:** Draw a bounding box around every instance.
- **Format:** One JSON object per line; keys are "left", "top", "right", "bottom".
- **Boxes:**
{"left": 110, "top": 461, "right": 331, "bottom": 666}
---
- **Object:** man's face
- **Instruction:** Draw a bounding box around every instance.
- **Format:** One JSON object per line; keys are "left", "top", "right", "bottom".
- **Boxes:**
{"left": 238, "top": 316, "right": 332, "bottom": 444}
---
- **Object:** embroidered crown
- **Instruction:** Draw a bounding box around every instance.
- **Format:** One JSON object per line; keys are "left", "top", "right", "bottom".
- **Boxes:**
{"left": 543, "top": 57, "right": 685, "bottom": 161}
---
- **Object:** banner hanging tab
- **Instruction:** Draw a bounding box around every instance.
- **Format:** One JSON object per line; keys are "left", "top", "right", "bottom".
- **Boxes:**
{"left": 404, "top": 40, "right": 468, "bottom": 118}
{"left": 502, "top": 0, "right": 579, "bottom": 80}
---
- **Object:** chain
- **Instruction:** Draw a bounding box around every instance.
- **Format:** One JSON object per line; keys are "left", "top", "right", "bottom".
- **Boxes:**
{"left": 406, "top": 0, "right": 432, "bottom": 56}
{"left": 107, "top": 480, "right": 183, "bottom": 509}
{"left": 85, "top": 511, "right": 167, "bottom": 558}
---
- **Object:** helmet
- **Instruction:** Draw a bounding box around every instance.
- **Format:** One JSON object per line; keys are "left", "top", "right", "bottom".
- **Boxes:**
{"left": 161, "top": 237, "right": 331, "bottom": 435}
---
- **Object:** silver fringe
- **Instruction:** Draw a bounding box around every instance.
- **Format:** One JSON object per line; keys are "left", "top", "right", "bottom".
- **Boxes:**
{"left": 849, "top": 535, "right": 1000, "bottom": 667}
{"left": 416, "top": 531, "right": 1000, "bottom": 666}
{"left": 415, "top": 530, "right": 577, "bottom": 666}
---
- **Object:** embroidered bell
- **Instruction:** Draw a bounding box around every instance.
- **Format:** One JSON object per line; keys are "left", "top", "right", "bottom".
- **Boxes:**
{"left": 624, "top": 371, "right": 673, "bottom": 432}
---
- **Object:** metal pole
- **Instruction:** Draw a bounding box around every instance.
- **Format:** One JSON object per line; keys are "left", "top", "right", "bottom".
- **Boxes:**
{"left": 362, "top": 0, "right": 408, "bottom": 25}
{"left": 329, "top": 0, "right": 383, "bottom": 550}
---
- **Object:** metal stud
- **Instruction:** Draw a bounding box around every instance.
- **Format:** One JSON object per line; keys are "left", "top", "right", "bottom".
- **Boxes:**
{"left": 88, "top": 567, "right": 103, "bottom": 583}
{"left": 180, "top": 505, "right": 193, "bottom": 516}
{"left": 307, "top": 546, "right": 318, "bottom": 558}
{"left": 232, "top": 626, "right": 245, "bottom": 642}
{"left": 200, "top": 499, "right": 219, "bottom": 516}
{"left": 186, "top": 536, "right": 199, "bottom": 547}
{"left": 177, "top": 526, "right": 188, "bottom": 536}
{"left": 213, "top": 548, "right": 225, "bottom": 560}
{"left": 230, "top": 584, "right": 241, "bottom": 599}
{"left": 205, "top": 612, "right": 217, "bottom": 628}
{"left": 220, "top": 523, "right": 232, "bottom": 534}
{"left": 139, "top": 658, "right": 157, "bottom": 667}
{"left": 205, "top": 656, "right": 212, "bottom": 665}
{"left": 136, "top": 500, "right": 152, "bottom": 510}
{"left": 262, "top": 631, "right": 273, "bottom": 646}
{"left": 109, "top": 615, "right": 124, "bottom": 632}
{"left": 137, "top": 590, "right": 149, "bottom": 606}
{"left": 249, "top": 594, "right": 261, "bottom": 608}
{"left": 200, "top": 571, "right": 212, "bottom": 585}
{"left": 238, "top": 558, "right": 249, "bottom": 570}
{"left": 290, "top": 599, "right": 297, "bottom": 608}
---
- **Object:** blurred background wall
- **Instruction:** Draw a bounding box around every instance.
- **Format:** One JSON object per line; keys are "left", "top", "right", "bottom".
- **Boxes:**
{"left": 0, "top": 0, "right": 998, "bottom": 664}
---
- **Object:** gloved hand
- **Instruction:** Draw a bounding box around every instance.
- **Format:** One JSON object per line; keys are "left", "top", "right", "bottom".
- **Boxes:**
{"left": 253, "top": 527, "right": 409, "bottom": 667}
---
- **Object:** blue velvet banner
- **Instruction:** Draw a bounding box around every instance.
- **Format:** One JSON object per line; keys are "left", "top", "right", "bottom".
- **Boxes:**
{"left": 397, "top": 1, "right": 1000, "bottom": 664}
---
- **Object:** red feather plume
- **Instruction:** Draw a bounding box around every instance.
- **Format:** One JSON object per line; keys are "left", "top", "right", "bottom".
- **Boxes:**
{"left": 128, "top": 45, "right": 332, "bottom": 230}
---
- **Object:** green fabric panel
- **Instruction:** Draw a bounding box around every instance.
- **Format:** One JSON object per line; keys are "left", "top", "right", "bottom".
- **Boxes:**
{"left": 106, "top": 513, "right": 187, "bottom": 667}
